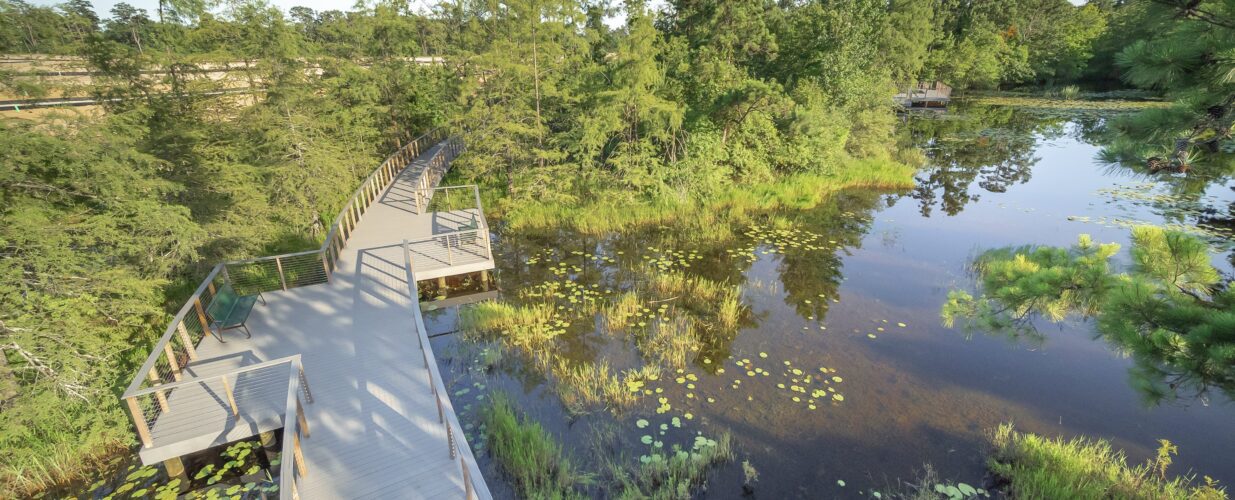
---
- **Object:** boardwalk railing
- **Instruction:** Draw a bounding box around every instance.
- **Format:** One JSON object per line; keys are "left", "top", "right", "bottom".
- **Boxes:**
{"left": 121, "top": 128, "right": 455, "bottom": 456}
{"left": 124, "top": 355, "right": 311, "bottom": 452}
{"left": 403, "top": 240, "right": 493, "bottom": 500}
{"left": 278, "top": 357, "right": 313, "bottom": 500}
{"left": 416, "top": 184, "right": 484, "bottom": 214}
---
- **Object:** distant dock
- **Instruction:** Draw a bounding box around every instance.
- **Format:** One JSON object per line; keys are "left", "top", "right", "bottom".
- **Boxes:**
{"left": 895, "top": 81, "right": 952, "bottom": 108}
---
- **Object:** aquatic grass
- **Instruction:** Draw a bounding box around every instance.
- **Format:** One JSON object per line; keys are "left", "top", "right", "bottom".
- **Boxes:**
{"left": 0, "top": 431, "right": 130, "bottom": 497}
{"left": 988, "top": 424, "right": 1226, "bottom": 499}
{"left": 459, "top": 301, "right": 561, "bottom": 350}
{"left": 502, "top": 161, "right": 915, "bottom": 236}
{"left": 612, "top": 432, "right": 735, "bottom": 499}
{"left": 639, "top": 315, "right": 701, "bottom": 369}
{"left": 602, "top": 290, "right": 644, "bottom": 333}
{"left": 481, "top": 393, "right": 589, "bottom": 499}
{"left": 716, "top": 286, "right": 744, "bottom": 330}
{"left": 552, "top": 360, "right": 638, "bottom": 416}
{"left": 644, "top": 268, "right": 731, "bottom": 307}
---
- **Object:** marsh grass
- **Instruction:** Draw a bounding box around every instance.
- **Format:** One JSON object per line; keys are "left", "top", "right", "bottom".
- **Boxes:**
{"left": 716, "top": 286, "right": 744, "bottom": 329}
{"left": 482, "top": 393, "right": 590, "bottom": 499}
{"left": 1, "top": 435, "right": 131, "bottom": 497}
{"left": 552, "top": 360, "right": 638, "bottom": 416}
{"left": 502, "top": 164, "right": 915, "bottom": 236}
{"left": 603, "top": 290, "right": 644, "bottom": 333}
{"left": 639, "top": 315, "right": 701, "bottom": 369}
{"left": 611, "top": 432, "right": 735, "bottom": 499}
{"left": 459, "top": 301, "right": 561, "bottom": 350}
{"left": 988, "top": 424, "right": 1226, "bottom": 499}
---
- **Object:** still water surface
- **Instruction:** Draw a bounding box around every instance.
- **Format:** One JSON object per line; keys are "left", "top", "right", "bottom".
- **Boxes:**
{"left": 428, "top": 102, "right": 1235, "bottom": 498}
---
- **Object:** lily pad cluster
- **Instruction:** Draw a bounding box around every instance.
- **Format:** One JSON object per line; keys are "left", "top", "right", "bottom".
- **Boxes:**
{"left": 736, "top": 356, "right": 846, "bottom": 409}
{"left": 639, "top": 246, "right": 703, "bottom": 271}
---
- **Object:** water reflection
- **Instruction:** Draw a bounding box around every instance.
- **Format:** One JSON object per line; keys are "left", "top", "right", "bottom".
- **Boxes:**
{"left": 431, "top": 100, "right": 1235, "bottom": 499}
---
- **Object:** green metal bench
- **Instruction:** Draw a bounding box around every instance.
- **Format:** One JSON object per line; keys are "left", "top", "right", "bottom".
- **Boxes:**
{"left": 205, "top": 283, "right": 265, "bottom": 342}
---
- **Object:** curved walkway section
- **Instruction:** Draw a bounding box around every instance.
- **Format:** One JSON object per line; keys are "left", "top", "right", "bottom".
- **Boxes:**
{"left": 123, "top": 136, "right": 494, "bottom": 499}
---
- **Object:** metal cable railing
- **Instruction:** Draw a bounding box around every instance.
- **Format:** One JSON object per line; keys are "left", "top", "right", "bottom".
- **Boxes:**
{"left": 403, "top": 240, "right": 492, "bottom": 500}
{"left": 122, "top": 128, "right": 448, "bottom": 452}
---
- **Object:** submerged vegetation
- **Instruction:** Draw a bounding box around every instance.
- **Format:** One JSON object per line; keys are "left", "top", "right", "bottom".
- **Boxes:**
{"left": 988, "top": 424, "right": 1226, "bottom": 499}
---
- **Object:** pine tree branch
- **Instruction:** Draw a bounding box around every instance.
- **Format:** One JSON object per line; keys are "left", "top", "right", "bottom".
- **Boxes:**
{"left": 1151, "top": 0, "right": 1235, "bottom": 30}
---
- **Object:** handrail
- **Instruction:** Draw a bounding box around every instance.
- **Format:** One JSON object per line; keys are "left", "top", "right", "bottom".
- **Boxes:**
{"left": 403, "top": 239, "right": 492, "bottom": 500}
{"left": 123, "top": 129, "right": 444, "bottom": 401}
{"left": 278, "top": 358, "right": 310, "bottom": 500}
{"left": 122, "top": 264, "right": 224, "bottom": 398}
{"left": 121, "top": 128, "right": 449, "bottom": 454}
{"left": 128, "top": 355, "right": 303, "bottom": 397}
{"left": 120, "top": 129, "right": 489, "bottom": 498}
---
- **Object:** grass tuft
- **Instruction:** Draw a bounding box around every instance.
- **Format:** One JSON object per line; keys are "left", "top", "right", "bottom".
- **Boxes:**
{"left": 481, "top": 393, "right": 589, "bottom": 499}
{"left": 988, "top": 423, "right": 1226, "bottom": 499}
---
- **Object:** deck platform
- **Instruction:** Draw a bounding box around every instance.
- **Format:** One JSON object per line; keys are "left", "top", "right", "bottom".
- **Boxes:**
{"left": 133, "top": 140, "right": 494, "bottom": 498}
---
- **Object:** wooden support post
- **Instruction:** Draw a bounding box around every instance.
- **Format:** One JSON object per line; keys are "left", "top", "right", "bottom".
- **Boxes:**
{"left": 193, "top": 297, "right": 210, "bottom": 336}
{"left": 296, "top": 397, "right": 310, "bottom": 438}
{"left": 321, "top": 253, "right": 331, "bottom": 282}
{"left": 275, "top": 257, "right": 288, "bottom": 291}
{"left": 163, "top": 343, "right": 182, "bottom": 381}
{"left": 437, "top": 276, "right": 447, "bottom": 288}
{"left": 207, "top": 281, "right": 216, "bottom": 296}
{"left": 462, "top": 458, "right": 475, "bottom": 500}
{"left": 293, "top": 433, "right": 308, "bottom": 476}
{"left": 164, "top": 456, "right": 190, "bottom": 493}
{"left": 176, "top": 322, "right": 198, "bottom": 360}
{"left": 147, "top": 369, "right": 170, "bottom": 412}
{"left": 221, "top": 376, "right": 239, "bottom": 415}
{"left": 126, "top": 397, "right": 154, "bottom": 448}
{"left": 259, "top": 430, "right": 278, "bottom": 451}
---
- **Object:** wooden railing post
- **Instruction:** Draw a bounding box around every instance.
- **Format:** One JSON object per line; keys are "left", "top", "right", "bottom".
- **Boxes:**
{"left": 462, "top": 457, "right": 475, "bottom": 500}
{"left": 193, "top": 297, "right": 210, "bottom": 335}
{"left": 275, "top": 257, "right": 288, "bottom": 291}
{"left": 446, "top": 235, "right": 454, "bottom": 265}
{"left": 221, "top": 375, "right": 239, "bottom": 415}
{"left": 293, "top": 433, "right": 308, "bottom": 476}
{"left": 296, "top": 396, "right": 310, "bottom": 438}
{"left": 163, "top": 343, "right": 182, "bottom": 381}
{"left": 176, "top": 322, "right": 198, "bottom": 360}
{"left": 126, "top": 397, "right": 154, "bottom": 448}
{"left": 147, "top": 369, "right": 170, "bottom": 412}
{"left": 321, "top": 252, "right": 331, "bottom": 282}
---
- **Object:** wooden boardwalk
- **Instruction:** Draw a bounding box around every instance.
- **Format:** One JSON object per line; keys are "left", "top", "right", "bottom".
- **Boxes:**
{"left": 123, "top": 134, "right": 493, "bottom": 499}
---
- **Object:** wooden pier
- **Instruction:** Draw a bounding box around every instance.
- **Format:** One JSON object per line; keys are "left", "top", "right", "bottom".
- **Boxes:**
{"left": 120, "top": 130, "right": 494, "bottom": 499}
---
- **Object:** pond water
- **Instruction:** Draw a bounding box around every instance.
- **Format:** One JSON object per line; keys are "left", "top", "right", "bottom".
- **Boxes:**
{"left": 427, "top": 101, "right": 1235, "bottom": 498}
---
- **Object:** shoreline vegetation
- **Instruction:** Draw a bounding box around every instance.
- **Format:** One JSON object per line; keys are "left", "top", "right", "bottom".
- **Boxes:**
{"left": 987, "top": 424, "right": 1225, "bottom": 500}
{"left": 497, "top": 161, "right": 918, "bottom": 236}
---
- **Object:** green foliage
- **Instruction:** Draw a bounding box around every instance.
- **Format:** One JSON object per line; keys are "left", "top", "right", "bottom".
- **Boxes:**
{"left": 481, "top": 392, "right": 589, "bottom": 499}
{"left": 1102, "top": 0, "right": 1235, "bottom": 173}
{"left": 988, "top": 423, "right": 1227, "bottom": 499}
{"left": 942, "top": 228, "right": 1235, "bottom": 405}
